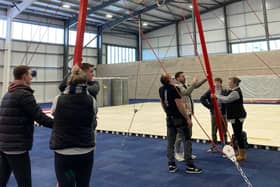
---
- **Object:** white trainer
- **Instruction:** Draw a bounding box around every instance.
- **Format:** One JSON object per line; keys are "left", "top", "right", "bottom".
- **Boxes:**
{"left": 175, "top": 152, "right": 185, "bottom": 162}
{"left": 191, "top": 154, "right": 197, "bottom": 160}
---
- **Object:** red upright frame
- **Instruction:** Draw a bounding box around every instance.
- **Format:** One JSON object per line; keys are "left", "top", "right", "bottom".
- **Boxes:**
{"left": 73, "top": 0, "right": 88, "bottom": 66}
{"left": 192, "top": 0, "right": 224, "bottom": 142}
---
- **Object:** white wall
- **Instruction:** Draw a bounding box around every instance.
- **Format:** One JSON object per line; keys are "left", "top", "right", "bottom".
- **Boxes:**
{"left": 266, "top": 0, "right": 280, "bottom": 38}
{"left": 0, "top": 39, "right": 64, "bottom": 103}
{"left": 143, "top": 0, "right": 280, "bottom": 60}
{"left": 0, "top": 32, "right": 137, "bottom": 103}
{"left": 227, "top": 0, "right": 265, "bottom": 42}
{"left": 143, "top": 8, "right": 227, "bottom": 60}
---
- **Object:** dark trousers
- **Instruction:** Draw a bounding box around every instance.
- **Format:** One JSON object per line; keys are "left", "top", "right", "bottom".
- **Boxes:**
{"left": 55, "top": 151, "right": 94, "bottom": 187}
{"left": 211, "top": 114, "right": 228, "bottom": 145}
{"left": 231, "top": 119, "right": 245, "bottom": 149}
{"left": 166, "top": 117, "right": 193, "bottom": 166}
{"left": 0, "top": 152, "right": 31, "bottom": 187}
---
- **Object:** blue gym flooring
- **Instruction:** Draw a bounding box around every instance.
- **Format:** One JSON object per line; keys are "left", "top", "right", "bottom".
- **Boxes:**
{"left": 7, "top": 127, "right": 280, "bottom": 187}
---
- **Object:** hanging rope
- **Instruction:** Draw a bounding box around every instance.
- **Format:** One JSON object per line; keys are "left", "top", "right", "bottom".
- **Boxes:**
{"left": 119, "top": 0, "right": 229, "bottom": 154}
{"left": 20, "top": 0, "right": 66, "bottom": 66}
{"left": 179, "top": 4, "right": 234, "bottom": 149}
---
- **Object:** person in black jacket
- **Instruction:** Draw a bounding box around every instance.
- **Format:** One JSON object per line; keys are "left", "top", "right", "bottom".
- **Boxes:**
{"left": 59, "top": 63, "right": 99, "bottom": 98}
{"left": 159, "top": 73, "right": 202, "bottom": 174}
{"left": 200, "top": 78, "right": 228, "bottom": 153}
{"left": 50, "top": 65, "right": 97, "bottom": 187}
{"left": 0, "top": 65, "right": 53, "bottom": 187}
{"left": 214, "top": 77, "right": 247, "bottom": 161}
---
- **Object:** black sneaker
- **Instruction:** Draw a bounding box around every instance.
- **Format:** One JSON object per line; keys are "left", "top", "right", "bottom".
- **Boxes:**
{"left": 186, "top": 165, "right": 202, "bottom": 174}
{"left": 168, "top": 164, "right": 178, "bottom": 173}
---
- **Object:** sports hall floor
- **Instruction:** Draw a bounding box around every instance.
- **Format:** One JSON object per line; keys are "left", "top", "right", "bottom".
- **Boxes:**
{"left": 7, "top": 102, "right": 280, "bottom": 187}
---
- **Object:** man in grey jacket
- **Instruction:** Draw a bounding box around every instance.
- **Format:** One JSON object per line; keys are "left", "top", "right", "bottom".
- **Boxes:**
{"left": 174, "top": 72, "right": 207, "bottom": 161}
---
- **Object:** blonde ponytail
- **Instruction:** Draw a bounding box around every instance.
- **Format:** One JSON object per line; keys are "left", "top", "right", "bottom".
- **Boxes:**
{"left": 67, "top": 65, "right": 87, "bottom": 85}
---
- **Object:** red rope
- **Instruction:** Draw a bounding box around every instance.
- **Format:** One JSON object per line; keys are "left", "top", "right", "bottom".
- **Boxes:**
{"left": 182, "top": 14, "right": 207, "bottom": 76}
{"left": 180, "top": 6, "right": 233, "bottom": 148}
{"left": 211, "top": 1, "right": 279, "bottom": 78}
{"left": 192, "top": 0, "right": 225, "bottom": 143}
{"left": 192, "top": 115, "right": 225, "bottom": 155}
{"left": 121, "top": 0, "right": 229, "bottom": 154}
{"left": 245, "top": 0, "right": 271, "bottom": 38}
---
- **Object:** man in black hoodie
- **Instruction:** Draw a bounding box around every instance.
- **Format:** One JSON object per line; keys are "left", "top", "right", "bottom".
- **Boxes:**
{"left": 200, "top": 77, "right": 228, "bottom": 152}
{"left": 0, "top": 65, "right": 53, "bottom": 187}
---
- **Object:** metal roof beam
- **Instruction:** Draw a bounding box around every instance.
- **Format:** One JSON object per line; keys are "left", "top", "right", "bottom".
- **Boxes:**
{"left": 7, "top": 0, "right": 36, "bottom": 18}
{"left": 69, "top": 0, "right": 120, "bottom": 27}
{"left": 144, "top": 0, "right": 243, "bottom": 33}
{"left": 102, "top": 0, "right": 173, "bottom": 31}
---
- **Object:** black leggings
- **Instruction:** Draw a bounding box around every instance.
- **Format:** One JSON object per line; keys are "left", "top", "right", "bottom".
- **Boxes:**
{"left": 0, "top": 152, "right": 31, "bottom": 187}
{"left": 232, "top": 119, "right": 245, "bottom": 149}
{"left": 55, "top": 151, "right": 94, "bottom": 187}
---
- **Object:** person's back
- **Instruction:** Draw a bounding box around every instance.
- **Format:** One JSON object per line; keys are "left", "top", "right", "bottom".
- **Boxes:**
{"left": 0, "top": 65, "right": 53, "bottom": 187}
{"left": 50, "top": 65, "right": 97, "bottom": 187}
{"left": 0, "top": 83, "right": 36, "bottom": 151}
{"left": 50, "top": 87, "right": 95, "bottom": 150}
{"left": 159, "top": 84, "right": 184, "bottom": 119}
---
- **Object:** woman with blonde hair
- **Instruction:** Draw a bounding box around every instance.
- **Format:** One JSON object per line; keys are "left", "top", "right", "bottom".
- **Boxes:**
{"left": 215, "top": 77, "right": 247, "bottom": 161}
{"left": 50, "top": 65, "right": 97, "bottom": 187}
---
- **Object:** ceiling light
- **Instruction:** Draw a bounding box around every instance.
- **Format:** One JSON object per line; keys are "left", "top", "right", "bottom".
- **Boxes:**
{"left": 142, "top": 22, "right": 148, "bottom": 27}
{"left": 106, "top": 14, "right": 113, "bottom": 19}
{"left": 189, "top": 5, "right": 193, "bottom": 9}
{"left": 62, "top": 4, "right": 71, "bottom": 9}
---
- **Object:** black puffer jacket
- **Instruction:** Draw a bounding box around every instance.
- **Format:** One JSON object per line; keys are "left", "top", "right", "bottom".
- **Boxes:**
{"left": 200, "top": 89, "right": 228, "bottom": 115}
{"left": 0, "top": 82, "right": 53, "bottom": 151}
{"left": 50, "top": 85, "right": 95, "bottom": 150}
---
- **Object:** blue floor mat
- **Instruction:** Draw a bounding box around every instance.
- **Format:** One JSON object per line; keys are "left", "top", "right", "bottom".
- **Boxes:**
{"left": 7, "top": 127, "right": 280, "bottom": 187}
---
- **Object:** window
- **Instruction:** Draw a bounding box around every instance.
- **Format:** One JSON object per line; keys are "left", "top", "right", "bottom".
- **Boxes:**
{"left": 107, "top": 45, "right": 136, "bottom": 64}
{"left": 0, "top": 19, "right": 7, "bottom": 38}
{"left": 11, "top": 21, "right": 64, "bottom": 44}
{"left": 1, "top": 20, "right": 96, "bottom": 47}
{"left": 231, "top": 41, "right": 268, "bottom": 54}
{"left": 69, "top": 30, "right": 97, "bottom": 48}
{"left": 270, "top": 39, "right": 280, "bottom": 51}
{"left": 12, "top": 22, "right": 23, "bottom": 40}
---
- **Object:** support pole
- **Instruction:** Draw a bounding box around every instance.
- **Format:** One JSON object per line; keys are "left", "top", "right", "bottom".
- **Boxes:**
{"left": 192, "top": 0, "right": 224, "bottom": 142}
{"left": 224, "top": 6, "right": 230, "bottom": 53}
{"left": 137, "top": 15, "right": 143, "bottom": 61}
{"left": 192, "top": 8, "right": 197, "bottom": 56}
{"left": 97, "top": 26, "right": 103, "bottom": 64}
{"left": 175, "top": 22, "right": 180, "bottom": 57}
{"left": 1, "top": 17, "right": 12, "bottom": 98}
{"left": 262, "top": 0, "right": 270, "bottom": 50}
{"left": 63, "top": 20, "right": 69, "bottom": 77}
{"left": 73, "top": 0, "right": 88, "bottom": 66}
